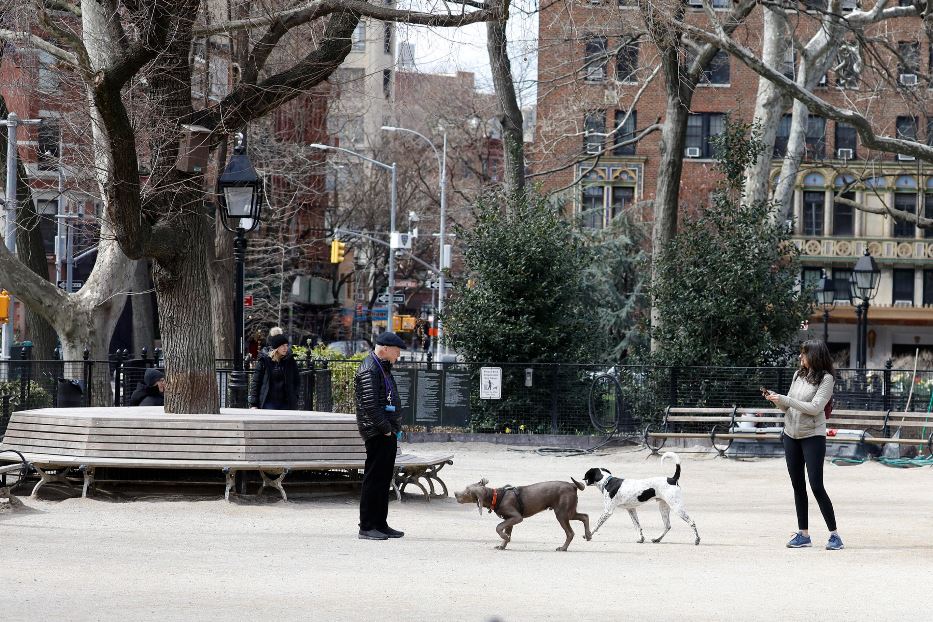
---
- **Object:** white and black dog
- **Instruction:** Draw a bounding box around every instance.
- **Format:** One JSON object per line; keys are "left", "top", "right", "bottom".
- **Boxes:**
{"left": 582, "top": 452, "right": 700, "bottom": 545}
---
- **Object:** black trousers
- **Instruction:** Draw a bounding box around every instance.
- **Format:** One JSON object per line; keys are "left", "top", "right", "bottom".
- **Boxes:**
{"left": 782, "top": 433, "right": 837, "bottom": 532}
{"left": 359, "top": 434, "right": 398, "bottom": 531}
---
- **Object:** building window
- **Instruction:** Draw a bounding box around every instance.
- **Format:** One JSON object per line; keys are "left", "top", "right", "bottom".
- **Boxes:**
{"left": 583, "top": 111, "right": 606, "bottom": 154}
{"left": 701, "top": 50, "right": 730, "bottom": 85}
{"left": 35, "top": 199, "right": 57, "bottom": 254}
{"left": 833, "top": 191, "right": 855, "bottom": 236}
{"left": 581, "top": 184, "right": 604, "bottom": 229}
{"left": 928, "top": 116, "right": 933, "bottom": 146}
{"left": 584, "top": 36, "right": 609, "bottom": 82}
{"left": 612, "top": 110, "right": 637, "bottom": 156}
{"left": 926, "top": 189, "right": 933, "bottom": 239}
{"left": 835, "top": 122, "right": 857, "bottom": 159}
{"left": 774, "top": 114, "right": 791, "bottom": 158}
{"left": 685, "top": 112, "right": 725, "bottom": 158}
{"left": 892, "top": 269, "right": 915, "bottom": 305}
{"left": 609, "top": 186, "right": 634, "bottom": 221}
{"left": 351, "top": 22, "right": 366, "bottom": 51}
{"left": 832, "top": 268, "right": 852, "bottom": 302}
{"left": 802, "top": 0, "right": 825, "bottom": 10}
{"left": 801, "top": 267, "right": 823, "bottom": 292}
{"left": 896, "top": 115, "right": 918, "bottom": 142}
{"left": 924, "top": 270, "right": 933, "bottom": 306}
{"left": 805, "top": 116, "right": 826, "bottom": 160}
{"left": 893, "top": 192, "right": 917, "bottom": 238}
{"left": 37, "top": 50, "right": 59, "bottom": 93}
{"left": 897, "top": 41, "right": 920, "bottom": 76}
{"left": 616, "top": 41, "right": 639, "bottom": 83}
{"left": 382, "top": 69, "right": 392, "bottom": 98}
{"left": 782, "top": 47, "right": 795, "bottom": 80}
{"left": 802, "top": 191, "right": 825, "bottom": 236}
{"left": 37, "top": 121, "right": 60, "bottom": 171}
{"left": 383, "top": 23, "right": 392, "bottom": 54}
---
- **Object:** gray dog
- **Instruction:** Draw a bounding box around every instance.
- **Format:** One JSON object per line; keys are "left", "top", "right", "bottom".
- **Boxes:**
{"left": 454, "top": 478, "right": 591, "bottom": 551}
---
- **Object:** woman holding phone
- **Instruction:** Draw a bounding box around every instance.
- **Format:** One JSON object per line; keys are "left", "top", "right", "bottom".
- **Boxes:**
{"left": 763, "top": 339, "right": 842, "bottom": 550}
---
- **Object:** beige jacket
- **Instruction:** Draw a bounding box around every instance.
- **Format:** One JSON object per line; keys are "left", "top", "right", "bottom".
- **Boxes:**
{"left": 776, "top": 371, "right": 835, "bottom": 439}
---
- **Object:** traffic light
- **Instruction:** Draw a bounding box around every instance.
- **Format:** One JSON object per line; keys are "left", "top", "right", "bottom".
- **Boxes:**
{"left": 0, "top": 290, "right": 9, "bottom": 324}
{"left": 330, "top": 239, "right": 346, "bottom": 264}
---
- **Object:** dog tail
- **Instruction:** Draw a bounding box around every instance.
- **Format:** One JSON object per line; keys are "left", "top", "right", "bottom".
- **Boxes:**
{"left": 661, "top": 452, "right": 681, "bottom": 486}
{"left": 570, "top": 477, "right": 585, "bottom": 491}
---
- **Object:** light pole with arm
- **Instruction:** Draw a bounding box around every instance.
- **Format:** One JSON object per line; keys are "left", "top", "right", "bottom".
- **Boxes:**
{"left": 381, "top": 126, "right": 447, "bottom": 359}
{"left": 309, "top": 143, "right": 397, "bottom": 333}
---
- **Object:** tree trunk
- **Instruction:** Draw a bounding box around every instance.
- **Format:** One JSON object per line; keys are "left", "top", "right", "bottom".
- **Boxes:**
{"left": 210, "top": 140, "right": 234, "bottom": 362}
{"left": 486, "top": 0, "right": 525, "bottom": 195}
{"left": 153, "top": 212, "right": 219, "bottom": 414}
{"left": 131, "top": 260, "right": 156, "bottom": 354}
{"left": 743, "top": 9, "right": 789, "bottom": 206}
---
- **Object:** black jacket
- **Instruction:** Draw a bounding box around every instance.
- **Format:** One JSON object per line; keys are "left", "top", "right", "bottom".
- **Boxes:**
{"left": 129, "top": 368, "right": 165, "bottom": 407}
{"left": 354, "top": 354, "right": 402, "bottom": 441}
{"left": 249, "top": 352, "right": 301, "bottom": 409}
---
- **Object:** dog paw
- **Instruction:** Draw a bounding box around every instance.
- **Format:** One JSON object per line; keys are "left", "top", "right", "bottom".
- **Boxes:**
{"left": 695, "top": 538, "right": 701, "bottom": 546}
{"left": 651, "top": 538, "right": 662, "bottom": 543}
{"left": 555, "top": 547, "right": 568, "bottom": 552}
{"left": 584, "top": 534, "right": 592, "bottom": 541}
{"left": 637, "top": 537, "right": 645, "bottom": 544}
{"left": 495, "top": 545, "right": 507, "bottom": 550}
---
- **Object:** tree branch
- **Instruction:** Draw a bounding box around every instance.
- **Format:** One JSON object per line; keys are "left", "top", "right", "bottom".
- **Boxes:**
{"left": 0, "top": 28, "right": 79, "bottom": 65}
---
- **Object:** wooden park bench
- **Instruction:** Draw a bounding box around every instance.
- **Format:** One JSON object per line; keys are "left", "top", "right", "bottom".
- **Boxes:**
{"left": 645, "top": 406, "right": 933, "bottom": 457}
{"left": 0, "top": 408, "right": 453, "bottom": 502}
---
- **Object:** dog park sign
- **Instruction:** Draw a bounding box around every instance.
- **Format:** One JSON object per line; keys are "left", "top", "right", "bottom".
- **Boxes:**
{"left": 479, "top": 367, "right": 502, "bottom": 400}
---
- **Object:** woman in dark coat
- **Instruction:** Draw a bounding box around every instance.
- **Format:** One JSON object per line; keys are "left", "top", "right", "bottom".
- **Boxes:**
{"left": 129, "top": 368, "right": 166, "bottom": 406}
{"left": 249, "top": 334, "right": 301, "bottom": 410}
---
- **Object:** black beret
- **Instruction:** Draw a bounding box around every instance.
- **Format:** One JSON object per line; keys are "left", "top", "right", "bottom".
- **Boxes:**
{"left": 374, "top": 332, "right": 407, "bottom": 349}
{"left": 267, "top": 334, "right": 289, "bottom": 349}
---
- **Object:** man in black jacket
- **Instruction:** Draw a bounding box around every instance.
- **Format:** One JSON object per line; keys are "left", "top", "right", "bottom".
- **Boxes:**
{"left": 355, "top": 331, "right": 406, "bottom": 540}
{"left": 129, "top": 368, "right": 166, "bottom": 407}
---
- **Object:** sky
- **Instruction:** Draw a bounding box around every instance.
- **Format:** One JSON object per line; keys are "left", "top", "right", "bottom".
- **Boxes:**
{"left": 395, "top": 0, "right": 539, "bottom": 106}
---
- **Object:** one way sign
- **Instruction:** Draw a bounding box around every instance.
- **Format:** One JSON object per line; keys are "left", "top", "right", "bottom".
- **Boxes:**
{"left": 376, "top": 292, "right": 405, "bottom": 304}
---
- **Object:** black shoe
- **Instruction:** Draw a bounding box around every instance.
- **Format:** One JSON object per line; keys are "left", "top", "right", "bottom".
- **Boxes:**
{"left": 358, "top": 529, "right": 389, "bottom": 540}
{"left": 380, "top": 526, "right": 404, "bottom": 538}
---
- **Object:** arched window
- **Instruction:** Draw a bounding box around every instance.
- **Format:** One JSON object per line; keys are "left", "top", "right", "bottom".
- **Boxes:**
{"left": 801, "top": 173, "right": 826, "bottom": 236}
{"left": 893, "top": 176, "right": 918, "bottom": 239}
{"left": 832, "top": 175, "right": 857, "bottom": 236}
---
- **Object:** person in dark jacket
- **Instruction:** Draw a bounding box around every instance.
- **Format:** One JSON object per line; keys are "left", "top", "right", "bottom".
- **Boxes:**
{"left": 129, "top": 368, "right": 166, "bottom": 407}
{"left": 355, "top": 332, "right": 406, "bottom": 540}
{"left": 249, "top": 334, "right": 301, "bottom": 410}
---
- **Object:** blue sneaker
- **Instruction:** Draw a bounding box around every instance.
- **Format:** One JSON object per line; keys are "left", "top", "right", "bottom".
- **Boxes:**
{"left": 826, "top": 534, "right": 844, "bottom": 550}
{"left": 786, "top": 532, "right": 812, "bottom": 548}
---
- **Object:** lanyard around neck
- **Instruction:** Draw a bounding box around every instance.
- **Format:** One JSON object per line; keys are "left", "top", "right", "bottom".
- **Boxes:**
{"left": 371, "top": 352, "right": 394, "bottom": 400}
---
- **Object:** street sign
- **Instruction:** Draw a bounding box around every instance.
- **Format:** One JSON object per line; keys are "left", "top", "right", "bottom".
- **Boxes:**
{"left": 244, "top": 295, "right": 254, "bottom": 307}
{"left": 376, "top": 292, "right": 405, "bottom": 304}
{"left": 56, "top": 280, "right": 83, "bottom": 292}
{"left": 427, "top": 281, "right": 453, "bottom": 290}
{"left": 480, "top": 367, "right": 502, "bottom": 400}
{"left": 371, "top": 307, "right": 388, "bottom": 320}
{"left": 395, "top": 279, "right": 419, "bottom": 288}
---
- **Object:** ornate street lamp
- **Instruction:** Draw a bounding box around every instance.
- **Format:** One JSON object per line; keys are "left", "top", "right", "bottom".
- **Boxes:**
{"left": 850, "top": 251, "right": 880, "bottom": 369}
{"left": 816, "top": 271, "right": 835, "bottom": 345}
{"left": 217, "top": 133, "right": 264, "bottom": 408}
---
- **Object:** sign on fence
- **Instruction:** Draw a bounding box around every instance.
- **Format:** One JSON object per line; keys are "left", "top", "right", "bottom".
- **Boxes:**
{"left": 479, "top": 367, "right": 502, "bottom": 400}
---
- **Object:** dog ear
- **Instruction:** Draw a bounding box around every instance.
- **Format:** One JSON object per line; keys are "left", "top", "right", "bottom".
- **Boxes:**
{"left": 479, "top": 477, "right": 488, "bottom": 486}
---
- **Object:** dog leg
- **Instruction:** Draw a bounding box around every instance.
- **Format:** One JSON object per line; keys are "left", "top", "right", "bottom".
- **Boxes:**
{"left": 555, "top": 515, "right": 575, "bottom": 552}
{"left": 652, "top": 501, "right": 672, "bottom": 543}
{"left": 591, "top": 508, "right": 613, "bottom": 537}
{"left": 495, "top": 516, "right": 523, "bottom": 550}
{"left": 673, "top": 506, "right": 700, "bottom": 545}
{"left": 627, "top": 509, "right": 645, "bottom": 543}
{"left": 574, "top": 512, "right": 592, "bottom": 541}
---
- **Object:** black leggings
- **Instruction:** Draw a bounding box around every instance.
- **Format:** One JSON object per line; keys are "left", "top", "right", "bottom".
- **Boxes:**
{"left": 782, "top": 434, "right": 837, "bottom": 532}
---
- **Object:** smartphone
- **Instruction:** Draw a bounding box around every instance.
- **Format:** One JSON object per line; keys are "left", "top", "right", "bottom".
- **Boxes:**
{"left": 759, "top": 386, "right": 771, "bottom": 396}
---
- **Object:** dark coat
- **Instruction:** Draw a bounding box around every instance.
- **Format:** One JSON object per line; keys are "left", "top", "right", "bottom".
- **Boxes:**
{"left": 129, "top": 368, "right": 165, "bottom": 407}
{"left": 354, "top": 354, "right": 402, "bottom": 441}
{"left": 249, "top": 352, "right": 301, "bottom": 409}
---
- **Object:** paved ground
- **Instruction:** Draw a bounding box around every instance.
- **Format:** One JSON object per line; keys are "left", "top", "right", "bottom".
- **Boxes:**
{"left": 1, "top": 441, "right": 931, "bottom": 621}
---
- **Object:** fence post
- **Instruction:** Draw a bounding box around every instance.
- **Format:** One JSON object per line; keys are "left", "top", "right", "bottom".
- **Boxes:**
{"left": 83, "top": 347, "right": 92, "bottom": 407}
{"left": 882, "top": 358, "right": 893, "bottom": 412}
{"left": 550, "top": 366, "right": 559, "bottom": 435}
{"left": 18, "top": 345, "right": 30, "bottom": 408}
{"left": 141, "top": 346, "right": 150, "bottom": 367}
{"left": 0, "top": 390, "right": 11, "bottom": 436}
{"left": 669, "top": 367, "right": 679, "bottom": 405}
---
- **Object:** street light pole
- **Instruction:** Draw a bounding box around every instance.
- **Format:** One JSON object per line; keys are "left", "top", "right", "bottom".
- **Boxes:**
{"left": 308, "top": 143, "right": 397, "bottom": 335}
{"left": 381, "top": 126, "right": 447, "bottom": 358}
{"left": 1, "top": 112, "right": 42, "bottom": 362}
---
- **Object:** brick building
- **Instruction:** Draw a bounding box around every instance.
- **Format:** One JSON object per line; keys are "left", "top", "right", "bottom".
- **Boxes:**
{"left": 534, "top": 2, "right": 933, "bottom": 365}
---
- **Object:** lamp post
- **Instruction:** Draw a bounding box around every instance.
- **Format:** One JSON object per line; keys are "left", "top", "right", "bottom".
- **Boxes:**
{"left": 850, "top": 250, "right": 881, "bottom": 368}
{"left": 816, "top": 271, "right": 835, "bottom": 345}
{"left": 217, "top": 133, "right": 264, "bottom": 409}
{"left": 381, "top": 126, "right": 448, "bottom": 360}
{"left": 309, "top": 143, "right": 397, "bottom": 333}
{"left": 848, "top": 275, "right": 863, "bottom": 368}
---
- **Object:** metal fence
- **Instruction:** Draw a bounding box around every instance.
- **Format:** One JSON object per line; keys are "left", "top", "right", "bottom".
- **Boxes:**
{"left": 2, "top": 351, "right": 932, "bottom": 438}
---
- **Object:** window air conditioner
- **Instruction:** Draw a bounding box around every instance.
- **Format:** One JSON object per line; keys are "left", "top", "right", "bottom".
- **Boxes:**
{"left": 897, "top": 153, "right": 916, "bottom": 161}
{"left": 836, "top": 148, "right": 853, "bottom": 160}
{"left": 685, "top": 147, "right": 701, "bottom": 158}
{"left": 687, "top": 0, "right": 703, "bottom": 6}
{"left": 893, "top": 300, "right": 913, "bottom": 307}
{"left": 586, "top": 141, "right": 602, "bottom": 155}
{"left": 899, "top": 73, "right": 918, "bottom": 86}
{"left": 818, "top": 74, "right": 828, "bottom": 86}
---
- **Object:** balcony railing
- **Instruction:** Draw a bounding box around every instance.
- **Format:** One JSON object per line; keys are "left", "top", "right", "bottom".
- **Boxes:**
{"left": 792, "top": 237, "right": 933, "bottom": 262}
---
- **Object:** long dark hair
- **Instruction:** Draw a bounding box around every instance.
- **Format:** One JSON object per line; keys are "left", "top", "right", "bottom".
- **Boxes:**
{"left": 799, "top": 339, "right": 835, "bottom": 384}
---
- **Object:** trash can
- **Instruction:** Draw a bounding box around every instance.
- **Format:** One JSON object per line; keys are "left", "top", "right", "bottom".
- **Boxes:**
{"left": 56, "top": 378, "right": 85, "bottom": 408}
